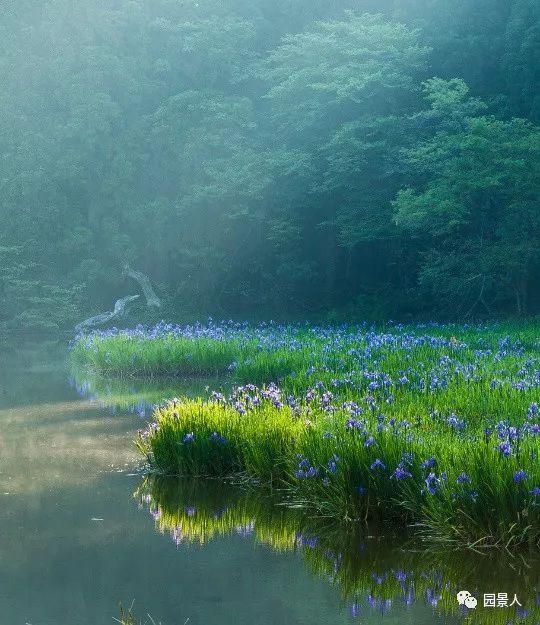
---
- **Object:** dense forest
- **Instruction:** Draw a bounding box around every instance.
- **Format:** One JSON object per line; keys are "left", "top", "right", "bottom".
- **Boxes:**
{"left": 1, "top": 0, "right": 539, "bottom": 332}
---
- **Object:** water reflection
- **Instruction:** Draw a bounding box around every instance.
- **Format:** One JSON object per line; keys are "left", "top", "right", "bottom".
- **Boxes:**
{"left": 2, "top": 352, "right": 539, "bottom": 625}
{"left": 138, "top": 476, "right": 540, "bottom": 624}
{"left": 0, "top": 398, "right": 141, "bottom": 493}
{"left": 70, "top": 369, "right": 232, "bottom": 417}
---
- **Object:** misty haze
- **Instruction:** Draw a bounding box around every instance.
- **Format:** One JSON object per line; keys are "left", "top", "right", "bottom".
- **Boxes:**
{"left": 1, "top": 2, "right": 539, "bottom": 624}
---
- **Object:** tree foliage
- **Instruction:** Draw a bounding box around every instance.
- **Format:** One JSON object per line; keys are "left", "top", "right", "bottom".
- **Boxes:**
{"left": 0, "top": 1, "right": 538, "bottom": 330}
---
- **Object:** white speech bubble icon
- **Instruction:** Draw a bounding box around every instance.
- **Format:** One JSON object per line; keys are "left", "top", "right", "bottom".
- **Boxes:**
{"left": 464, "top": 596, "right": 477, "bottom": 609}
{"left": 457, "top": 590, "right": 471, "bottom": 605}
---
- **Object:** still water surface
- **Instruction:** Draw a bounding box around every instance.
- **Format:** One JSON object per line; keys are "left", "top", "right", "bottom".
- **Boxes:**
{"left": 0, "top": 346, "right": 538, "bottom": 624}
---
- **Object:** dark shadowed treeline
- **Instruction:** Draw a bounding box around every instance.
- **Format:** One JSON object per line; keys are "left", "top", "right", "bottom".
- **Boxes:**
{"left": 1, "top": 0, "right": 539, "bottom": 331}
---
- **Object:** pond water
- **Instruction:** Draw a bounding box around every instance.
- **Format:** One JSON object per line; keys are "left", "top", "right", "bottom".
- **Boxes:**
{"left": 1, "top": 345, "right": 538, "bottom": 625}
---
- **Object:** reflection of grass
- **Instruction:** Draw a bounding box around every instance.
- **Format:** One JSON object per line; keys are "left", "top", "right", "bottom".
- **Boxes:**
{"left": 137, "top": 477, "right": 299, "bottom": 550}
{"left": 138, "top": 476, "right": 540, "bottom": 625}
{"left": 70, "top": 369, "right": 232, "bottom": 416}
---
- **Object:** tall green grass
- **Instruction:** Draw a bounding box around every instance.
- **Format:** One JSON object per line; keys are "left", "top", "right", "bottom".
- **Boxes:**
{"left": 137, "top": 394, "right": 540, "bottom": 549}
{"left": 71, "top": 335, "right": 254, "bottom": 376}
{"left": 71, "top": 320, "right": 540, "bottom": 382}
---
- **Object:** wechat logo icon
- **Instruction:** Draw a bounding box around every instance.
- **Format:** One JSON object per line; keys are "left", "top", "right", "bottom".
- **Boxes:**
{"left": 457, "top": 591, "right": 477, "bottom": 609}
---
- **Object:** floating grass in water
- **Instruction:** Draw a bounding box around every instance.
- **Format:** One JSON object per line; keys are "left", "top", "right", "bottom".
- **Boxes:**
{"left": 115, "top": 603, "right": 160, "bottom": 625}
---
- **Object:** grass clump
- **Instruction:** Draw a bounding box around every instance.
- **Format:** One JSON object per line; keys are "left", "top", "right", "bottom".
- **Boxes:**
{"left": 71, "top": 332, "right": 249, "bottom": 377}
{"left": 116, "top": 603, "right": 161, "bottom": 625}
{"left": 137, "top": 390, "right": 303, "bottom": 483}
{"left": 137, "top": 383, "right": 540, "bottom": 549}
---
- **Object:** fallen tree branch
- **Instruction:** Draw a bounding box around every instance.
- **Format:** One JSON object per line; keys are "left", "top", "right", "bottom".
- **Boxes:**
{"left": 123, "top": 264, "right": 161, "bottom": 308}
{"left": 75, "top": 295, "right": 140, "bottom": 334}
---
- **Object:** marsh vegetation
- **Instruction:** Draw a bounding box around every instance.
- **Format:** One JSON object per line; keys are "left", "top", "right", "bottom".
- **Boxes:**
{"left": 72, "top": 320, "right": 540, "bottom": 548}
